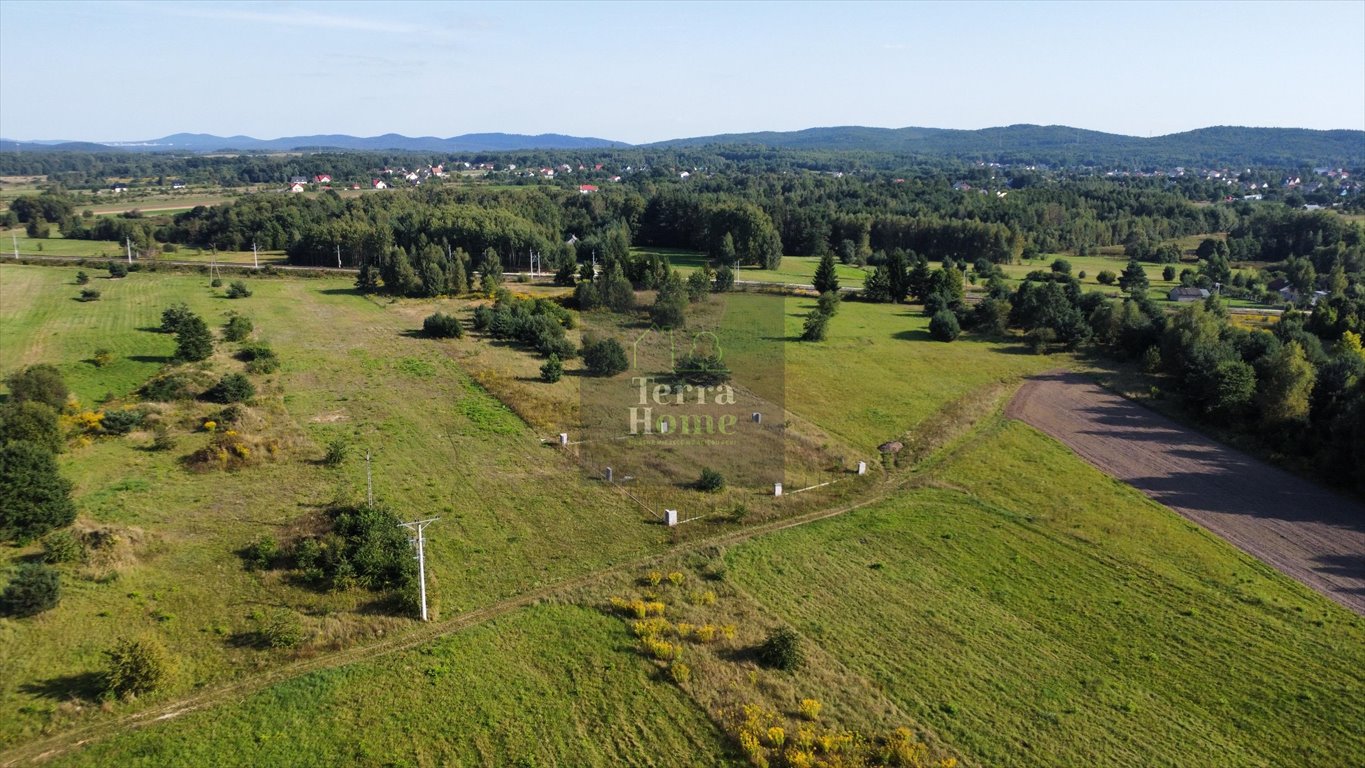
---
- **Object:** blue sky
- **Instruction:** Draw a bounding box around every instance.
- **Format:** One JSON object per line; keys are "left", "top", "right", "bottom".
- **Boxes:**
{"left": 1, "top": 0, "right": 1362, "bottom": 143}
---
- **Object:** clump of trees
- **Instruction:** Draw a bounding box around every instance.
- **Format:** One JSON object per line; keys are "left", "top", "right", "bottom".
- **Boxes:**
{"left": 583, "top": 337, "right": 628, "bottom": 377}
{"left": 472, "top": 293, "right": 575, "bottom": 359}
{"left": 1, "top": 365, "right": 76, "bottom": 546}
{"left": 285, "top": 504, "right": 416, "bottom": 598}
{"left": 422, "top": 312, "right": 463, "bottom": 339}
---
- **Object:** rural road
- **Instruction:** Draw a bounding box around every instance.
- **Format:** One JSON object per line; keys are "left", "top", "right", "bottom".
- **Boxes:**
{"left": 1006, "top": 371, "right": 1365, "bottom": 615}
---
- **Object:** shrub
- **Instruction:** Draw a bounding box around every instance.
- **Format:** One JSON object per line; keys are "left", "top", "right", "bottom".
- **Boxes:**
{"left": 928, "top": 310, "right": 961, "bottom": 342}
{"left": 107, "top": 262, "right": 128, "bottom": 278}
{"left": 1096, "top": 270, "right": 1117, "bottom": 285}
{"left": 583, "top": 337, "right": 629, "bottom": 377}
{"left": 150, "top": 424, "right": 176, "bottom": 451}
{"left": 0, "top": 401, "right": 62, "bottom": 453}
{"left": 92, "top": 348, "right": 114, "bottom": 367}
{"left": 1026, "top": 326, "right": 1057, "bottom": 354}
{"left": 75, "top": 271, "right": 89, "bottom": 285}
{"left": 203, "top": 373, "right": 254, "bottom": 404}
{"left": 210, "top": 277, "right": 223, "bottom": 288}
{"left": 674, "top": 352, "right": 730, "bottom": 385}
{"left": 1142, "top": 346, "right": 1162, "bottom": 373}
{"left": 159, "top": 303, "right": 194, "bottom": 334}
{"left": 322, "top": 438, "right": 348, "bottom": 467}
{"left": 223, "top": 314, "right": 253, "bottom": 342}
{"left": 78, "top": 288, "right": 102, "bottom": 302}
{"left": 1, "top": 563, "right": 61, "bottom": 617}
{"left": 1077, "top": 270, "right": 1088, "bottom": 280}
{"left": 100, "top": 409, "right": 145, "bottom": 435}
{"left": 102, "top": 637, "right": 173, "bottom": 698}
{"left": 422, "top": 312, "right": 463, "bottom": 338}
{"left": 140, "top": 373, "right": 194, "bottom": 401}
{"left": 41, "top": 529, "right": 85, "bottom": 564}
{"left": 241, "top": 536, "right": 279, "bottom": 571}
{"left": 225, "top": 280, "right": 252, "bottom": 298}
{"left": 799, "top": 698, "right": 823, "bottom": 720}
{"left": 258, "top": 609, "right": 304, "bottom": 649}
{"left": 0, "top": 441, "right": 76, "bottom": 544}
{"left": 668, "top": 662, "right": 692, "bottom": 684}
{"left": 697, "top": 467, "right": 725, "bottom": 492}
{"left": 713, "top": 263, "right": 735, "bottom": 292}
{"left": 1162, "top": 265, "right": 1177, "bottom": 282}
{"left": 757, "top": 627, "right": 804, "bottom": 670}
{"left": 6, "top": 364, "right": 69, "bottom": 409}
{"left": 800, "top": 310, "right": 829, "bottom": 341}
{"left": 540, "top": 354, "right": 563, "bottom": 383}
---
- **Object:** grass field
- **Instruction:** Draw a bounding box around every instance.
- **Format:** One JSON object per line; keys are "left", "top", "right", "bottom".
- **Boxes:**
{"left": 727, "top": 419, "right": 1365, "bottom": 766}
{"left": 0, "top": 265, "right": 683, "bottom": 747}
{"left": 41, "top": 604, "right": 733, "bottom": 768}
{"left": 4, "top": 262, "right": 1360, "bottom": 766}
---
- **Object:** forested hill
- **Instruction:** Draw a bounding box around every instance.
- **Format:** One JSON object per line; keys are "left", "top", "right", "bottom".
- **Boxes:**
{"left": 0, "top": 133, "right": 630, "bottom": 154}
{"left": 650, "top": 125, "right": 1365, "bottom": 168}
{"left": 3, "top": 125, "right": 1360, "bottom": 167}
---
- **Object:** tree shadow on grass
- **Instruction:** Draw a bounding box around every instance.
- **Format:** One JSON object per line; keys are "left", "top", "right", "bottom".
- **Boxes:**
{"left": 893, "top": 329, "right": 932, "bottom": 342}
{"left": 318, "top": 287, "right": 364, "bottom": 297}
{"left": 127, "top": 354, "right": 173, "bottom": 364}
{"left": 19, "top": 671, "right": 105, "bottom": 702}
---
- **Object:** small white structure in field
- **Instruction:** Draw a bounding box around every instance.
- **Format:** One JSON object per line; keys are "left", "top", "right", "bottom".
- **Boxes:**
{"left": 857, "top": 461, "right": 867, "bottom": 475}
{"left": 665, "top": 509, "right": 679, "bottom": 526}
{"left": 773, "top": 483, "right": 783, "bottom": 497}
{"left": 604, "top": 467, "right": 614, "bottom": 483}
{"left": 558, "top": 432, "right": 569, "bottom": 446}
{"left": 752, "top": 412, "right": 762, "bottom": 424}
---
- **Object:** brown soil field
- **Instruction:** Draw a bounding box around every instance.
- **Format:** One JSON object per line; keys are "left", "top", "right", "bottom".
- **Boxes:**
{"left": 1006, "top": 371, "right": 1365, "bottom": 615}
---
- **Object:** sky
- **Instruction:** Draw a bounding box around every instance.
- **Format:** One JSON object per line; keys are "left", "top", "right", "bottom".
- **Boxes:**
{"left": 1, "top": 0, "right": 1362, "bottom": 143}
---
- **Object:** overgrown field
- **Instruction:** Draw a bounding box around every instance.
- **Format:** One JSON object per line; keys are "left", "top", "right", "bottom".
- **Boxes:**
{"left": 3, "top": 263, "right": 1359, "bottom": 767}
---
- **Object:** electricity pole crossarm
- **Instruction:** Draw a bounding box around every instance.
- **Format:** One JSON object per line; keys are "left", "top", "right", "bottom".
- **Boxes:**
{"left": 398, "top": 517, "right": 439, "bottom": 621}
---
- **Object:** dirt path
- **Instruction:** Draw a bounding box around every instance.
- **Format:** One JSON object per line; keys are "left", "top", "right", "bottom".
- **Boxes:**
{"left": 1006, "top": 371, "right": 1365, "bottom": 615}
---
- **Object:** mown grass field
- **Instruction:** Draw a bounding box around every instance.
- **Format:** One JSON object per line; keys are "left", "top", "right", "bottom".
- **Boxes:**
{"left": 727, "top": 419, "right": 1365, "bottom": 767}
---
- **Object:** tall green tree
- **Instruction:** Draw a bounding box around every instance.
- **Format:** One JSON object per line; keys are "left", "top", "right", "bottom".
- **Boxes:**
{"left": 0, "top": 401, "right": 62, "bottom": 454}
{"left": 0, "top": 441, "right": 75, "bottom": 544}
{"left": 5, "top": 364, "right": 68, "bottom": 410}
{"left": 1118, "top": 260, "right": 1150, "bottom": 295}
{"left": 812, "top": 252, "right": 839, "bottom": 294}
{"left": 1257, "top": 341, "right": 1317, "bottom": 429}
{"left": 174, "top": 314, "right": 213, "bottom": 362}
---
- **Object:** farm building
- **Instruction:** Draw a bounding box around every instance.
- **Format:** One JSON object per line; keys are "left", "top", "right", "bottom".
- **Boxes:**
{"left": 1169, "top": 287, "right": 1210, "bottom": 302}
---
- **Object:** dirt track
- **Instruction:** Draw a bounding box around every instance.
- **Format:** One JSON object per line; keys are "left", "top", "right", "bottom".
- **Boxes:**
{"left": 1006, "top": 371, "right": 1365, "bottom": 615}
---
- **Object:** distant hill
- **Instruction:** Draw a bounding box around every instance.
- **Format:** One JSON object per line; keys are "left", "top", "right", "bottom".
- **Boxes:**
{"left": 650, "top": 124, "right": 1365, "bottom": 167}
{"left": 2, "top": 125, "right": 1360, "bottom": 166}
{"left": 7, "top": 132, "right": 630, "bottom": 154}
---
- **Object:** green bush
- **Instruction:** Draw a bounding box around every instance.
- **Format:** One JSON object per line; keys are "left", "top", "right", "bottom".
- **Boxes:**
{"left": 928, "top": 310, "right": 961, "bottom": 342}
{"left": 100, "top": 408, "right": 145, "bottom": 435}
{"left": 241, "top": 536, "right": 279, "bottom": 571}
{"left": 422, "top": 312, "right": 463, "bottom": 338}
{"left": 140, "top": 373, "right": 194, "bottom": 401}
{"left": 75, "top": 271, "right": 89, "bottom": 285}
{"left": 583, "top": 337, "right": 629, "bottom": 377}
{"left": 0, "top": 441, "right": 76, "bottom": 544}
{"left": 210, "top": 278, "right": 223, "bottom": 288}
{"left": 42, "top": 530, "right": 86, "bottom": 564}
{"left": 238, "top": 342, "right": 280, "bottom": 374}
{"left": 287, "top": 504, "right": 416, "bottom": 597}
{"left": 322, "top": 438, "right": 348, "bottom": 467}
{"left": 225, "top": 280, "right": 252, "bottom": 299}
{"left": 258, "top": 609, "right": 304, "bottom": 649}
{"left": 1097, "top": 270, "right": 1117, "bottom": 286}
{"left": 160, "top": 303, "right": 194, "bottom": 334}
{"left": 92, "top": 348, "right": 114, "bottom": 367}
{"left": 203, "top": 373, "right": 254, "bottom": 404}
{"left": 6, "top": 364, "right": 69, "bottom": 409}
{"left": 1, "top": 563, "right": 61, "bottom": 617}
{"left": 540, "top": 354, "right": 564, "bottom": 383}
{"left": 150, "top": 424, "right": 176, "bottom": 452}
{"left": 102, "top": 637, "right": 173, "bottom": 698}
{"left": 757, "top": 627, "right": 804, "bottom": 671}
{"left": 0, "top": 401, "right": 62, "bottom": 453}
{"left": 674, "top": 352, "right": 731, "bottom": 385}
{"left": 78, "top": 288, "right": 102, "bottom": 302}
{"left": 800, "top": 310, "right": 829, "bottom": 341}
{"left": 107, "top": 262, "right": 129, "bottom": 278}
{"left": 223, "top": 314, "right": 253, "bottom": 342}
{"left": 696, "top": 467, "right": 725, "bottom": 492}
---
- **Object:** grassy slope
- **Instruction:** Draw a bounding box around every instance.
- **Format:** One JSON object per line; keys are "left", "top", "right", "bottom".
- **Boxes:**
{"left": 43, "top": 604, "right": 733, "bottom": 768}
{"left": 727, "top": 420, "right": 1365, "bottom": 767}
{"left": 776, "top": 295, "right": 1057, "bottom": 449}
{"left": 0, "top": 265, "right": 673, "bottom": 746}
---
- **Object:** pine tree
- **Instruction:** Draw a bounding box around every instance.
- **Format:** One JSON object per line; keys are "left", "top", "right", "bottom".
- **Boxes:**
{"left": 812, "top": 252, "right": 839, "bottom": 294}
{"left": 1, "top": 441, "right": 75, "bottom": 544}
{"left": 174, "top": 314, "right": 213, "bottom": 362}
{"left": 1118, "top": 259, "right": 1150, "bottom": 295}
